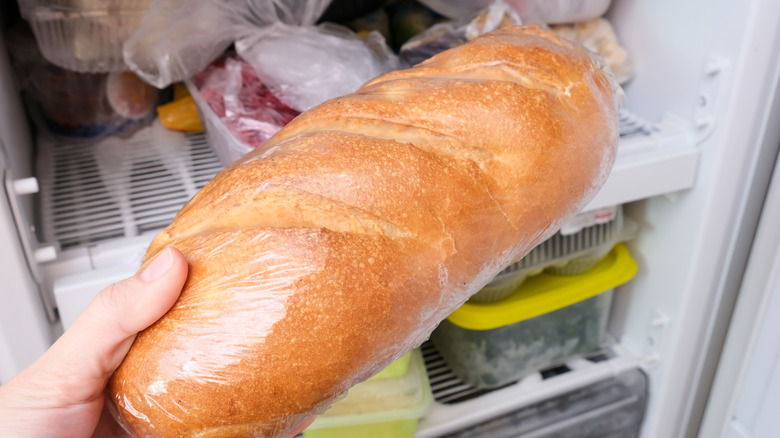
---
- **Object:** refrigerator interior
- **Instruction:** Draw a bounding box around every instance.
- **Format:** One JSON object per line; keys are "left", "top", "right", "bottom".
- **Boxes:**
{"left": 1, "top": 0, "right": 780, "bottom": 437}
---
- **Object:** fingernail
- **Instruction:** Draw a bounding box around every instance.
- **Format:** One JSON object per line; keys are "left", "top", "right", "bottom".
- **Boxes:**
{"left": 140, "top": 248, "right": 174, "bottom": 283}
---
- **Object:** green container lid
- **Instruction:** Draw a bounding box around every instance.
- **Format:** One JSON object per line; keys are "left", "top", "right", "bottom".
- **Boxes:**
{"left": 368, "top": 352, "right": 413, "bottom": 381}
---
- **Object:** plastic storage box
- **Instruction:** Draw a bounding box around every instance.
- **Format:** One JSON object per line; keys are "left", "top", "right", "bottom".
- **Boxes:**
{"left": 471, "top": 205, "right": 637, "bottom": 303}
{"left": 5, "top": 26, "right": 158, "bottom": 139}
{"left": 18, "top": 0, "right": 152, "bottom": 72}
{"left": 442, "top": 369, "right": 648, "bottom": 438}
{"left": 185, "top": 55, "right": 302, "bottom": 166}
{"left": 185, "top": 78, "right": 252, "bottom": 166}
{"left": 302, "top": 349, "right": 433, "bottom": 438}
{"left": 431, "top": 243, "right": 637, "bottom": 389}
{"left": 369, "top": 351, "right": 412, "bottom": 380}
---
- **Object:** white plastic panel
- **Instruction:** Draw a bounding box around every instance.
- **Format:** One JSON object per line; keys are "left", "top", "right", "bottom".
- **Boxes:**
{"left": 584, "top": 115, "right": 698, "bottom": 212}
{"left": 0, "top": 23, "right": 54, "bottom": 384}
{"left": 52, "top": 233, "right": 154, "bottom": 330}
{"left": 54, "top": 264, "right": 139, "bottom": 330}
{"left": 0, "top": 31, "right": 34, "bottom": 182}
{"left": 608, "top": 0, "right": 747, "bottom": 126}
{"left": 0, "top": 175, "right": 52, "bottom": 383}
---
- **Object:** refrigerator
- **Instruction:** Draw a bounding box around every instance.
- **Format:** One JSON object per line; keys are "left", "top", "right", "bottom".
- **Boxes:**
{"left": 1, "top": 0, "right": 779, "bottom": 437}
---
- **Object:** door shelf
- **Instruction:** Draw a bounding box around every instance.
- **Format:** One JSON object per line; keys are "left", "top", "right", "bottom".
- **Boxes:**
{"left": 36, "top": 128, "right": 221, "bottom": 251}
{"left": 584, "top": 111, "right": 699, "bottom": 212}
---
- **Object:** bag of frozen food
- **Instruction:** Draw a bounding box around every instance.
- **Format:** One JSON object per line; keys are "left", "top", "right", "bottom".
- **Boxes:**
{"left": 122, "top": 0, "right": 332, "bottom": 89}
{"left": 193, "top": 55, "right": 300, "bottom": 148}
{"left": 235, "top": 22, "right": 399, "bottom": 112}
{"left": 552, "top": 18, "right": 632, "bottom": 84}
{"left": 400, "top": 0, "right": 521, "bottom": 67}
{"left": 418, "top": 0, "right": 612, "bottom": 24}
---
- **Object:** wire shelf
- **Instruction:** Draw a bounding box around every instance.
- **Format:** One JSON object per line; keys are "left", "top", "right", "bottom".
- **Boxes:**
{"left": 37, "top": 129, "right": 223, "bottom": 250}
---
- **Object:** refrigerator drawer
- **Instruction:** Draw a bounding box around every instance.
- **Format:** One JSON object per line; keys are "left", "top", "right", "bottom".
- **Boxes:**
{"left": 440, "top": 369, "right": 647, "bottom": 438}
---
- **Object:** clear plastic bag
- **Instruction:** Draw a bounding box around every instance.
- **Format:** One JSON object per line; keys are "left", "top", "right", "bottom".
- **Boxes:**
{"left": 188, "top": 55, "right": 300, "bottom": 164}
{"left": 400, "top": 0, "right": 521, "bottom": 67}
{"left": 418, "top": 0, "right": 612, "bottom": 24}
{"left": 552, "top": 18, "right": 632, "bottom": 84}
{"left": 122, "top": 0, "right": 333, "bottom": 89}
{"left": 235, "top": 23, "right": 399, "bottom": 112}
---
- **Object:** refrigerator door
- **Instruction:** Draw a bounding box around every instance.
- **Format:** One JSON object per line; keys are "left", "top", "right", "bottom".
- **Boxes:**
{"left": 698, "top": 144, "right": 780, "bottom": 437}
{"left": 604, "top": 0, "right": 780, "bottom": 435}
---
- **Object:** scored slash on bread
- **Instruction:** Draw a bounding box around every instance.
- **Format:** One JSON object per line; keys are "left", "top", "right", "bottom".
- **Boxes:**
{"left": 108, "top": 25, "right": 620, "bottom": 438}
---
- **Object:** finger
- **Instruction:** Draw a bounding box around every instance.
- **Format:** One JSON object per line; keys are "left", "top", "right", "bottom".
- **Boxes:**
{"left": 46, "top": 247, "right": 188, "bottom": 395}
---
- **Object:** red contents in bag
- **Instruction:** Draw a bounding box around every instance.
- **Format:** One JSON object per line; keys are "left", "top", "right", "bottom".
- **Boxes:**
{"left": 194, "top": 56, "right": 300, "bottom": 148}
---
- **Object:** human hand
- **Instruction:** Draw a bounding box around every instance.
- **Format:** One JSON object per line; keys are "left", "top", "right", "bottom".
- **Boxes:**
{"left": 0, "top": 246, "right": 314, "bottom": 438}
{"left": 0, "top": 247, "right": 188, "bottom": 437}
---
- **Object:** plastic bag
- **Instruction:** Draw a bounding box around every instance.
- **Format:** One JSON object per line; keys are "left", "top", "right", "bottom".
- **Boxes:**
{"left": 122, "top": 0, "right": 332, "bottom": 89}
{"left": 400, "top": 1, "right": 521, "bottom": 67}
{"left": 193, "top": 55, "right": 300, "bottom": 148}
{"left": 418, "top": 0, "right": 612, "bottom": 24}
{"left": 235, "top": 23, "right": 399, "bottom": 112}
{"left": 552, "top": 18, "right": 632, "bottom": 84}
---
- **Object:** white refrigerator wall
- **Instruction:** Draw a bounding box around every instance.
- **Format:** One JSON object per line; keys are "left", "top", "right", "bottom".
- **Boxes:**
{"left": 608, "top": 0, "right": 780, "bottom": 436}
{"left": 0, "top": 26, "right": 54, "bottom": 385}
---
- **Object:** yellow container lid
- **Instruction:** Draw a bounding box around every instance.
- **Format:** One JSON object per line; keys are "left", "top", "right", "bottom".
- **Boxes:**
{"left": 448, "top": 243, "right": 638, "bottom": 330}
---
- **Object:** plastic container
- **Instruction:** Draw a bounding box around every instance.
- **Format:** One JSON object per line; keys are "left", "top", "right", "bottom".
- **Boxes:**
{"left": 29, "top": 67, "right": 156, "bottom": 139}
{"left": 368, "top": 351, "right": 412, "bottom": 381}
{"left": 5, "top": 23, "right": 157, "bottom": 139}
{"left": 417, "top": 0, "right": 612, "bottom": 24}
{"left": 186, "top": 56, "right": 300, "bottom": 166}
{"left": 431, "top": 243, "right": 637, "bottom": 389}
{"left": 18, "top": 0, "right": 153, "bottom": 72}
{"left": 186, "top": 78, "right": 251, "bottom": 165}
{"left": 442, "top": 369, "right": 648, "bottom": 438}
{"left": 545, "top": 206, "right": 636, "bottom": 275}
{"left": 303, "top": 349, "right": 433, "bottom": 438}
{"left": 470, "top": 205, "right": 636, "bottom": 303}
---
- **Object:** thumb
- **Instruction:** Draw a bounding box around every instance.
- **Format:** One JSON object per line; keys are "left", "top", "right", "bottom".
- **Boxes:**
{"left": 46, "top": 247, "right": 188, "bottom": 398}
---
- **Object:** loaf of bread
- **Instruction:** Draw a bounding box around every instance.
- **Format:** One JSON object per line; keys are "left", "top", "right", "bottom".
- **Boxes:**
{"left": 108, "top": 25, "right": 621, "bottom": 437}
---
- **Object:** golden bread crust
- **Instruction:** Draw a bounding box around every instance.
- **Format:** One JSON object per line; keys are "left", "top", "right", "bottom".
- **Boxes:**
{"left": 109, "top": 25, "right": 619, "bottom": 437}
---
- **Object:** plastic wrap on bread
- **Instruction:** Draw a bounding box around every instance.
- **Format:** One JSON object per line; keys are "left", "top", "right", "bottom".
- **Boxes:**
{"left": 108, "top": 25, "right": 622, "bottom": 438}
